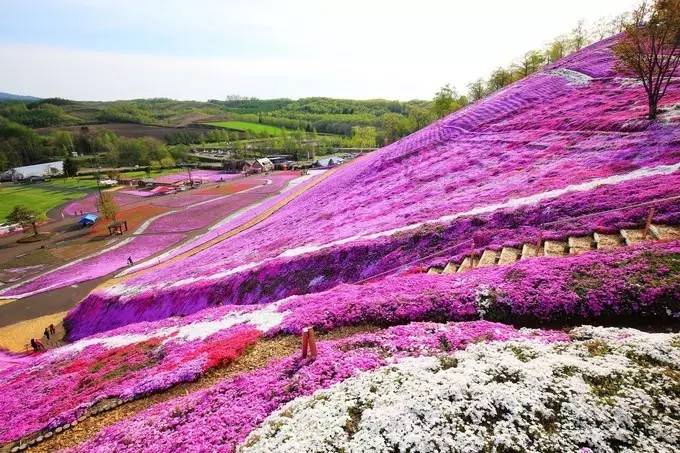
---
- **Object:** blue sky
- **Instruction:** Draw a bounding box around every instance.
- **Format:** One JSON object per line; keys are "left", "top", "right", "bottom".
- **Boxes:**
{"left": 0, "top": 0, "right": 638, "bottom": 101}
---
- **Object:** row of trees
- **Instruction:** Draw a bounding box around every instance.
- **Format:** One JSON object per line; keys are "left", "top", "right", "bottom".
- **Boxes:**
{"left": 462, "top": 17, "right": 629, "bottom": 103}
{"left": 427, "top": 3, "right": 680, "bottom": 122}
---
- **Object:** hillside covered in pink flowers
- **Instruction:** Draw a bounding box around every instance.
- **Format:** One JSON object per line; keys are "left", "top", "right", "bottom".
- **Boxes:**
{"left": 3, "top": 35, "right": 680, "bottom": 453}
{"left": 67, "top": 35, "right": 680, "bottom": 338}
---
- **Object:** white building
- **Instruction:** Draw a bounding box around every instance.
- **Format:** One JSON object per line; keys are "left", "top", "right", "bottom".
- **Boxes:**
{"left": 0, "top": 161, "right": 64, "bottom": 181}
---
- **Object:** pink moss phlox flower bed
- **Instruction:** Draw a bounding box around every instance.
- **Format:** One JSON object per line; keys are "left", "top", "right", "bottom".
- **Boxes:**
{"left": 273, "top": 240, "right": 680, "bottom": 334}
{"left": 67, "top": 321, "right": 568, "bottom": 453}
{"left": 66, "top": 170, "right": 680, "bottom": 340}
{"left": 0, "top": 174, "right": 300, "bottom": 298}
{"left": 155, "top": 170, "right": 238, "bottom": 184}
{"left": 69, "top": 36, "right": 680, "bottom": 337}
{"left": 0, "top": 233, "right": 185, "bottom": 298}
{"left": 0, "top": 302, "right": 290, "bottom": 444}
{"left": 120, "top": 170, "right": 328, "bottom": 276}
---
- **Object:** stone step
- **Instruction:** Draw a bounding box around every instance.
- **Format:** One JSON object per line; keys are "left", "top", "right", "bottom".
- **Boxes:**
{"left": 477, "top": 250, "right": 499, "bottom": 267}
{"left": 593, "top": 232, "right": 624, "bottom": 250}
{"left": 520, "top": 243, "right": 543, "bottom": 259}
{"left": 650, "top": 224, "right": 680, "bottom": 241}
{"left": 543, "top": 240, "right": 567, "bottom": 256}
{"left": 498, "top": 247, "right": 521, "bottom": 265}
{"left": 427, "top": 267, "right": 442, "bottom": 275}
{"left": 442, "top": 262, "right": 458, "bottom": 274}
{"left": 568, "top": 235, "right": 594, "bottom": 255}
{"left": 456, "top": 256, "right": 479, "bottom": 273}
{"left": 620, "top": 229, "right": 648, "bottom": 245}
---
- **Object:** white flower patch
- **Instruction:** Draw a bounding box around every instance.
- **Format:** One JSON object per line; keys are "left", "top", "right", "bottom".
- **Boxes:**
{"left": 52, "top": 303, "right": 287, "bottom": 358}
{"left": 474, "top": 285, "right": 494, "bottom": 319}
{"left": 547, "top": 68, "right": 592, "bottom": 86}
{"left": 170, "top": 303, "right": 286, "bottom": 343}
{"left": 241, "top": 328, "right": 680, "bottom": 453}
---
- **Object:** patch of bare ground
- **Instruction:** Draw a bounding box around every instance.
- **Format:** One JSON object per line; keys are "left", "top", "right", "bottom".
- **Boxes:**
{"left": 30, "top": 325, "right": 380, "bottom": 452}
{"left": 0, "top": 312, "right": 67, "bottom": 353}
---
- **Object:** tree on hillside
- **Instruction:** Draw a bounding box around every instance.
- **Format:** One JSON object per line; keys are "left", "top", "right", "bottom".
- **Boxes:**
{"left": 513, "top": 50, "right": 546, "bottom": 78}
{"left": 407, "top": 105, "right": 435, "bottom": 130}
{"left": 431, "top": 84, "right": 465, "bottom": 119}
{"left": 63, "top": 157, "right": 79, "bottom": 177}
{"left": 350, "top": 126, "right": 377, "bottom": 148}
{"left": 614, "top": 0, "right": 680, "bottom": 120}
{"left": 51, "top": 130, "right": 75, "bottom": 155}
{"left": 97, "top": 192, "right": 119, "bottom": 222}
{"left": 382, "top": 112, "right": 412, "bottom": 143}
{"left": 546, "top": 37, "right": 568, "bottom": 63}
{"left": 487, "top": 68, "right": 514, "bottom": 92}
{"left": 7, "top": 205, "right": 44, "bottom": 236}
{"left": 570, "top": 20, "right": 590, "bottom": 51}
{"left": 467, "top": 79, "right": 487, "bottom": 102}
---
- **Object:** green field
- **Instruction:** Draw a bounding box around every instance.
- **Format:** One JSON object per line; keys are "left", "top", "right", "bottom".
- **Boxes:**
{"left": 0, "top": 169, "right": 183, "bottom": 220}
{"left": 0, "top": 181, "right": 95, "bottom": 220}
{"left": 205, "top": 121, "right": 284, "bottom": 135}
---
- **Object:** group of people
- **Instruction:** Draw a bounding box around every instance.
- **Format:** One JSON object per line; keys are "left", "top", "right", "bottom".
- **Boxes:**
{"left": 29, "top": 323, "right": 56, "bottom": 353}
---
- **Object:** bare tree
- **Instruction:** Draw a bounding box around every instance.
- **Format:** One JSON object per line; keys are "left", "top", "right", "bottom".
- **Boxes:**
{"left": 614, "top": 0, "right": 680, "bottom": 119}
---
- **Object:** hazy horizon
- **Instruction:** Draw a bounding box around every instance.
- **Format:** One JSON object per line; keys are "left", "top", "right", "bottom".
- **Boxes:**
{"left": 1, "top": 0, "right": 638, "bottom": 102}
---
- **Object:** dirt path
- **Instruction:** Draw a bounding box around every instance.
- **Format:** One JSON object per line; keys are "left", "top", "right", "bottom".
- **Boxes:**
{"left": 0, "top": 276, "right": 105, "bottom": 329}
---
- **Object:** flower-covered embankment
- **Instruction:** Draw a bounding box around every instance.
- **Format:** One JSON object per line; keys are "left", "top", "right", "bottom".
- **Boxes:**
{"left": 68, "top": 321, "right": 567, "bottom": 452}
{"left": 243, "top": 326, "right": 680, "bottom": 453}
{"left": 273, "top": 240, "right": 680, "bottom": 334}
{"left": 0, "top": 303, "right": 285, "bottom": 444}
{"left": 65, "top": 170, "right": 680, "bottom": 340}
{"left": 59, "top": 36, "right": 680, "bottom": 338}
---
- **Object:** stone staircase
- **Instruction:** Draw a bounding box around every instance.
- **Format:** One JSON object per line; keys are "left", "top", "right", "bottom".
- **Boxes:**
{"left": 426, "top": 224, "right": 680, "bottom": 275}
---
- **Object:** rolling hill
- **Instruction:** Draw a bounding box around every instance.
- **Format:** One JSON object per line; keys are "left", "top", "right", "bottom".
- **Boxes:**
{"left": 2, "top": 34, "right": 680, "bottom": 452}
{"left": 63, "top": 35, "right": 680, "bottom": 339}
{"left": 0, "top": 91, "right": 40, "bottom": 102}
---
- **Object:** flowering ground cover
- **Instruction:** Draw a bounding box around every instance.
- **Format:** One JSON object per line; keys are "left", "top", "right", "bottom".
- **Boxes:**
{"left": 244, "top": 326, "right": 680, "bottom": 453}
{"left": 0, "top": 174, "right": 300, "bottom": 299}
{"left": 63, "top": 192, "right": 145, "bottom": 216}
{"left": 154, "top": 170, "right": 238, "bottom": 184}
{"left": 271, "top": 239, "right": 680, "bottom": 334}
{"left": 4, "top": 239, "right": 665, "bottom": 447}
{"left": 5, "top": 36, "right": 680, "bottom": 452}
{"left": 0, "top": 233, "right": 184, "bottom": 298}
{"left": 117, "top": 170, "right": 327, "bottom": 276}
{"left": 0, "top": 303, "right": 286, "bottom": 444}
{"left": 67, "top": 321, "right": 568, "bottom": 452}
{"left": 64, "top": 36, "right": 680, "bottom": 338}
{"left": 67, "top": 169, "right": 680, "bottom": 339}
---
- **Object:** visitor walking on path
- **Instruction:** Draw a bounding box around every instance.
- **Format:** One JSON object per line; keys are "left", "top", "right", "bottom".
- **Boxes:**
{"left": 33, "top": 338, "right": 46, "bottom": 352}
{"left": 49, "top": 324, "right": 56, "bottom": 335}
{"left": 127, "top": 256, "right": 133, "bottom": 266}
{"left": 44, "top": 327, "right": 50, "bottom": 341}
{"left": 30, "top": 339, "right": 37, "bottom": 352}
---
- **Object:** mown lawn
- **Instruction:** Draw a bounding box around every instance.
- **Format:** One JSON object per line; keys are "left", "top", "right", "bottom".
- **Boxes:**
{"left": 0, "top": 169, "right": 182, "bottom": 219}
{"left": 0, "top": 181, "right": 95, "bottom": 219}
{"left": 205, "top": 121, "right": 284, "bottom": 135}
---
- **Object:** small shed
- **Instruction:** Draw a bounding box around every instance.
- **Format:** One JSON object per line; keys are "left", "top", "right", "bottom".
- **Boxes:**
{"left": 79, "top": 213, "right": 99, "bottom": 227}
{"left": 243, "top": 158, "right": 274, "bottom": 174}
